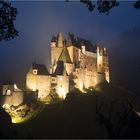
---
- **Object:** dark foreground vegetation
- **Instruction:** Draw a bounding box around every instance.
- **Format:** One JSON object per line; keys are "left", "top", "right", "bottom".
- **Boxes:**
{"left": 0, "top": 83, "right": 140, "bottom": 139}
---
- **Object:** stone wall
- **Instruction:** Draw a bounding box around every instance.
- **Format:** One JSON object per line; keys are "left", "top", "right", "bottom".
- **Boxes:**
{"left": 0, "top": 90, "right": 24, "bottom": 107}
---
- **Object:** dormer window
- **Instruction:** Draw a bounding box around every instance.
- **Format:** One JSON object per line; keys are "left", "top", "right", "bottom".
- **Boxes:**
{"left": 33, "top": 69, "right": 38, "bottom": 75}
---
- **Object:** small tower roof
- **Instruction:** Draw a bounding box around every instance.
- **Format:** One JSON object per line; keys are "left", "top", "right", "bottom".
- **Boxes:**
{"left": 51, "top": 35, "right": 57, "bottom": 42}
{"left": 31, "top": 63, "right": 50, "bottom": 75}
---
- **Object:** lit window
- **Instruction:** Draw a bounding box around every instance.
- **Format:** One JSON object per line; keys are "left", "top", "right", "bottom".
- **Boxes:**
{"left": 33, "top": 69, "right": 37, "bottom": 75}
{"left": 6, "top": 89, "right": 11, "bottom": 95}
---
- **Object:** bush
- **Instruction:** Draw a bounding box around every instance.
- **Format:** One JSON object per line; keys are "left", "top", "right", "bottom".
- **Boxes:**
{"left": 65, "top": 87, "right": 82, "bottom": 101}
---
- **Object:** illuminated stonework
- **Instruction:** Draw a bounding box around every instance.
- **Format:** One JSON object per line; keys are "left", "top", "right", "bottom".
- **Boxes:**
{"left": 26, "top": 32, "right": 110, "bottom": 100}
{"left": 0, "top": 83, "right": 24, "bottom": 107}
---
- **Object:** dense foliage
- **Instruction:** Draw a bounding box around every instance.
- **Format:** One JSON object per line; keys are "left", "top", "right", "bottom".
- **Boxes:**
{"left": 0, "top": 0, "right": 18, "bottom": 41}
{"left": 68, "top": 0, "right": 140, "bottom": 14}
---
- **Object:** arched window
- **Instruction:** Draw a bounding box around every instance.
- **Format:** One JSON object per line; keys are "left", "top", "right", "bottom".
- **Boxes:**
{"left": 6, "top": 89, "right": 11, "bottom": 95}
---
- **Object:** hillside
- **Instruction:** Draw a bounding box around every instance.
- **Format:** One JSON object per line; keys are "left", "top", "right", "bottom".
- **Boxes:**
{"left": 7, "top": 83, "right": 140, "bottom": 138}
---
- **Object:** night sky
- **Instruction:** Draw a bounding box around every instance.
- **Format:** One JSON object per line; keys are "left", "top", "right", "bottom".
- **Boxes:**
{"left": 0, "top": 1, "right": 140, "bottom": 92}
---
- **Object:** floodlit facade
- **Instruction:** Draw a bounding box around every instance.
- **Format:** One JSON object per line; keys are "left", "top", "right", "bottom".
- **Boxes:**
{"left": 26, "top": 32, "right": 110, "bottom": 100}
{"left": 0, "top": 83, "right": 24, "bottom": 107}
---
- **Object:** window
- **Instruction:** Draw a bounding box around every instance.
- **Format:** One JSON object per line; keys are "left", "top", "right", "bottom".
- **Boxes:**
{"left": 52, "top": 78, "right": 55, "bottom": 82}
{"left": 33, "top": 69, "right": 37, "bottom": 75}
{"left": 5, "top": 89, "right": 11, "bottom": 95}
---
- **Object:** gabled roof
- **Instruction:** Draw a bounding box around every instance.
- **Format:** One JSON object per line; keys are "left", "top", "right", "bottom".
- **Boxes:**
{"left": 58, "top": 47, "right": 72, "bottom": 63}
{"left": 53, "top": 61, "right": 68, "bottom": 76}
{"left": 31, "top": 63, "right": 50, "bottom": 75}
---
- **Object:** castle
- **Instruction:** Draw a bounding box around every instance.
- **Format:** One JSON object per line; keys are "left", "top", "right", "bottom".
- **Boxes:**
{"left": 26, "top": 32, "right": 110, "bottom": 100}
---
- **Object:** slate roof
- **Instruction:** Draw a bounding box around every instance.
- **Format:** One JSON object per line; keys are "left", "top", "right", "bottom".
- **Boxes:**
{"left": 32, "top": 63, "right": 50, "bottom": 75}
{"left": 66, "top": 33, "right": 96, "bottom": 53}
{"left": 76, "top": 37, "right": 96, "bottom": 53}
{"left": 58, "top": 47, "right": 72, "bottom": 63}
{"left": 53, "top": 61, "right": 68, "bottom": 76}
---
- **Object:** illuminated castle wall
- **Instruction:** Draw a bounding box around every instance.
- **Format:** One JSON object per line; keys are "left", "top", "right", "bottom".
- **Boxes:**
{"left": 26, "top": 32, "right": 110, "bottom": 100}
{"left": 0, "top": 83, "right": 24, "bottom": 107}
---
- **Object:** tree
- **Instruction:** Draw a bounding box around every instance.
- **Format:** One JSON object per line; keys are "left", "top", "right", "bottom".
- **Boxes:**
{"left": 0, "top": 0, "right": 18, "bottom": 41}
{"left": 1, "top": 0, "right": 140, "bottom": 42}
{"left": 49, "top": 87, "right": 59, "bottom": 101}
{"left": 0, "top": 106, "right": 12, "bottom": 138}
{"left": 134, "top": 0, "right": 140, "bottom": 9}
{"left": 94, "top": 89, "right": 140, "bottom": 138}
{"left": 67, "top": 0, "right": 140, "bottom": 14}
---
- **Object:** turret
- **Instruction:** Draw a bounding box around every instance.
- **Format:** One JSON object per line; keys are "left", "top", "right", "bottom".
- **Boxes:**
{"left": 50, "top": 35, "right": 56, "bottom": 48}
{"left": 81, "top": 45, "right": 86, "bottom": 53}
{"left": 57, "top": 32, "right": 63, "bottom": 48}
{"left": 96, "top": 46, "right": 110, "bottom": 84}
{"left": 97, "top": 46, "right": 105, "bottom": 73}
{"left": 50, "top": 33, "right": 64, "bottom": 71}
{"left": 66, "top": 32, "right": 73, "bottom": 47}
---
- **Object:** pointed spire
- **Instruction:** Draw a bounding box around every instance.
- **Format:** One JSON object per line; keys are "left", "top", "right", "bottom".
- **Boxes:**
{"left": 51, "top": 35, "right": 57, "bottom": 42}
{"left": 57, "top": 32, "right": 63, "bottom": 48}
{"left": 66, "top": 32, "right": 72, "bottom": 46}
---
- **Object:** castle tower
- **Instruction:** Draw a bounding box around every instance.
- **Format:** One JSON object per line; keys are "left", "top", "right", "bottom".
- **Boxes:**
{"left": 97, "top": 47, "right": 104, "bottom": 73}
{"left": 50, "top": 35, "right": 56, "bottom": 48}
{"left": 103, "top": 48, "right": 110, "bottom": 83}
{"left": 57, "top": 32, "right": 63, "bottom": 48}
{"left": 66, "top": 32, "right": 73, "bottom": 47}
{"left": 54, "top": 61, "right": 69, "bottom": 99}
{"left": 50, "top": 32, "right": 64, "bottom": 73}
{"left": 96, "top": 46, "right": 110, "bottom": 83}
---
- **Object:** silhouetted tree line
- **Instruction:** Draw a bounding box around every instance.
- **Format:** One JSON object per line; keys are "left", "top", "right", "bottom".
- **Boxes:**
{"left": 67, "top": 0, "right": 140, "bottom": 13}
{"left": 0, "top": 0, "right": 140, "bottom": 41}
